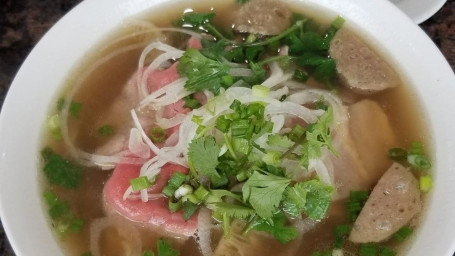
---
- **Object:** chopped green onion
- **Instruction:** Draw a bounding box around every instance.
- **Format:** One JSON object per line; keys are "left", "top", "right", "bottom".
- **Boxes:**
{"left": 44, "top": 191, "right": 58, "bottom": 206}
{"left": 347, "top": 191, "right": 369, "bottom": 221}
{"left": 194, "top": 186, "right": 210, "bottom": 201}
{"left": 47, "top": 114, "right": 61, "bottom": 138}
{"left": 230, "top": 99, "right": 242, "bottom": 111}
{"left": 215, "top": 116, "right": 231, "bottom": 132}
{"left": 130, "top": 176, "right": 152, "bottom": 192}
{"left": 379, "top": 248, "right": 396, "bottom": 256}
{"left": 223, "top": 133, "right": 238, "bottom": 161}
{"left": 252, "top": 85, "right": 270, "bottom": 98}
{"left": 97, "top": 125, "right": 113, "bottom": 136}
{"left": 407, "top": 154, "right": 431, "bottom": 170}
{"left": 232, "top": 137, "right": 250, "bottom": 155}
{"left": 262, "top": 151, "right": 282, "bottom": 167}
{"left": 192, "top": 115, "right": 203, "bottom": 125}
{"left": 223, "top": 212, "right": 231, "bottom": 237}
{"left": 419, "top": 175, "right": 433, "bottom": 192}
{"left": 247, "top": 103, "right": 265, "bottom": 117}
{"left": 393, "top": 226, "right": 413, "bottom": 241}
{"left": 174, "top": 184, "right": 194, "bottom": 199}
{"left": 236, "top": 171, "right": 248, "bottom": 182}
{"left": 168, "top": 172, "right": 187, "bottom": 188}
{"left": 245, "top": 34, "right": 257, "bottom": 44}
{"left": 162, "top": 185, "right": 176, "bottom": 198}
{"left": 388, "top": 148, "right": 407, "bottom": 161}
{"left": 334, "top": 224, "right": 351, "bottom": 248}
{"left": 168, "top": 199, "right": 182, "bottom": 213}
{"left": 68, "top": 218, "right": 84, "bottom": 232}
{"left": 149, "top": 127, "right": 166, "bottom": 143}
{"left": 231, "top": 119, "right": 251, "bottom": 137}
{"left": 183, "top": 94, "right": 201, "bottom": 109}
{"left": 288, "top": 125, "right": 305, "bottom": 141}
{"left": 359, "top": 244, "right": 379, "bottom": 256}
{"left": 221, "top": 75, "right": 234, "bottom": 86}
{"left": 331, "top": 16, "right": 345, "bottom": 29}
{"left": 69, "top": 102, "right": 82, "bottom": 118}
{"left": 182, "top": 201, "right": 200, "bottom": 220}
{"left": 409, "top": 141, "right": 424, "bottom": 154}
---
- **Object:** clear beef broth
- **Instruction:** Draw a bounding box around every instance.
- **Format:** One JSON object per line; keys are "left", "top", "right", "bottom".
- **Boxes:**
{"left": 41, "top": 1, "right": 429, "bottom": 255}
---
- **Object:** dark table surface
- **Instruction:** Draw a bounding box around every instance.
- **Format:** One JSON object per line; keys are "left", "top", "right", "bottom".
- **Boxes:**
{"left": 1, "top": 0, "right": 455, "bottom": 255}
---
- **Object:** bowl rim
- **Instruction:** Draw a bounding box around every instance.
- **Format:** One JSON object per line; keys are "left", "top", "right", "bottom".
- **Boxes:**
{"left": 1, "top": 0, "right": 455, "bottom": 255}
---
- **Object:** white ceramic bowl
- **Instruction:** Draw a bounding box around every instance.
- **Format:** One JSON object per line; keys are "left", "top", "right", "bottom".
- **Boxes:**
{"left": 1, "top": 0, "right": 455, "bottom": 255}
{"left": 390, "top": 0, "right": 447, "bottom": 24}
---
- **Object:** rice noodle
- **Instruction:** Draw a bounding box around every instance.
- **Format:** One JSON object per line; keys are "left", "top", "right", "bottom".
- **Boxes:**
{"left": 262, "top": 62, "right": 293, "bottom": 89}
{"left": 59, "top": 43, "right": 148, "bottom": 169}
{"left": 131, "top": 109, "right": 161, "bottom": 155}
{"left": 137, "top": 41, "right": 185, "bottom": 98}
{"left": 90, "top": 217, "right": 142, "bottom": 256}
{"left": 139, "top": 78, "right": 188, "bottom": 108}
{"left": 156, "top": 113, "right": 187, "bottom": 129}
{"left": 197, "top": 207, "right": 214, "bottom": 256}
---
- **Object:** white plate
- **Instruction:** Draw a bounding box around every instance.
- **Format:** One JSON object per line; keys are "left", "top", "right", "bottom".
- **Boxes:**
{"left": 1, "top": 0, "right": 455, "bottom": 255}
{"left": 390, "top": 0, "right": 447, "bottom": 23}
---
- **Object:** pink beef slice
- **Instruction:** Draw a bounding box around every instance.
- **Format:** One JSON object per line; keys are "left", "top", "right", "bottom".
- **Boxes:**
{"left": 103, "top": 162, "right": 198, "bottom": 238}
{"left": 349, "top": 162, "right": 421, "bottom": 243}
{"left": 329, "top": 29, "right": 400, "bottom": 94}
{"left": 233, "top": 0, "right": 292, "bottom": 36}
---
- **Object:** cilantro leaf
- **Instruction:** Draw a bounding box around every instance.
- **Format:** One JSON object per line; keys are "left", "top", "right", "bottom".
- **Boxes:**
{"left": 157, "top": 239, "right": 180, "bottom": 256}
{"left": 300, "top": 106, "right": 336, "bottom": 168}
{"left": 182, "top": 201, "right": 200, "bottom": 221}
{"left": 213, "top": 202, "right": 256, "bottom": 219}
{"left": 301, "top": 180, "right": 333, "bottom": 220}
{"left": 253, "top": 211, "right": 299, "bottom": 244}
{"left": 282, "top": 183, "right": 307, "bottom": 217}
{"left": 267, "top": 134, "right": 294, "bottom": 148}
{"left": 178, "top": 49, "right": 231, "bottom": 94}
{"left": 42, "top": 148, "right": 83, "bottom": 189}
{"left": 242, "top": 171, "right": 291, "bottom": 219}
{"left": 188, "top": 136, "right": 222, "bottom": 184}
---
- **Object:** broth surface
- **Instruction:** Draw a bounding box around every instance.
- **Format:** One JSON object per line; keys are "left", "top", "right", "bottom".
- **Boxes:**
{"left": 40, "top": 1, "right": 430, "bottom": 255}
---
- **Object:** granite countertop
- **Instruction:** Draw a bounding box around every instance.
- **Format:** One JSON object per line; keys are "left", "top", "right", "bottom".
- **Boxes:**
{"left": 0, "top": 0, "right": 455, "bottom": 255}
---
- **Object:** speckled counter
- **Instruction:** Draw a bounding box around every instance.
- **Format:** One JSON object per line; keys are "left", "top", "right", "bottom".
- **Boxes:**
{"left": 0, "top": 0, "right": 454, "bottom": 255}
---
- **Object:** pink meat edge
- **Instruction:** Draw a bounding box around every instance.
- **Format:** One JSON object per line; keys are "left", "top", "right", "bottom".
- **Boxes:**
{"left": 103, "top": 162, "right": 198, "bottom": 239}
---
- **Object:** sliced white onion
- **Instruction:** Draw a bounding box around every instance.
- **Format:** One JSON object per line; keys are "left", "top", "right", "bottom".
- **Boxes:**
{"left": 262, "top": 62, "right": 293, "bottom": 89}
{"left": 128, "top": 128, "right": 151, "bottom": 158}
{"left": 270, "top": 115, "right": 285, "bottom": 133}
{"left": 156, "top": 113, "right": 186, "bottom": 129}
{"left": 139, "top": 78, "right": 188, "bottom": 108}
{"left": 265, "top": 101, "right": 323, "bottom": 124}
{"left": 269, "top": 86, "right": 289, "bottom": 100}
